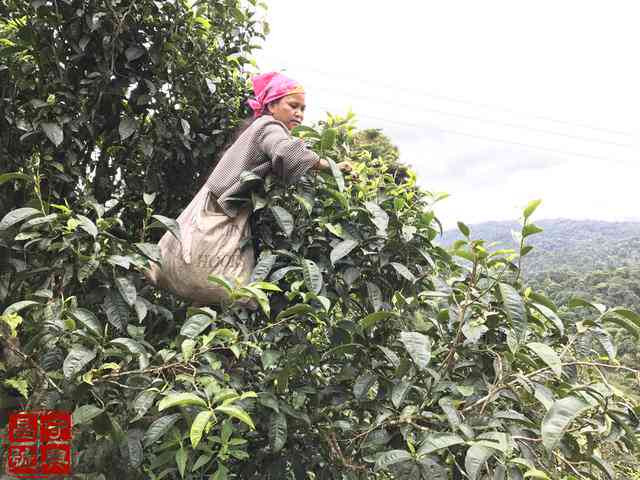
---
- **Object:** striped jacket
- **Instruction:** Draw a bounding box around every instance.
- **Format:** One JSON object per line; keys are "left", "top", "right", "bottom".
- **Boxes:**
{"left": 205, "top": 114, "right": 320, "bottom": 217}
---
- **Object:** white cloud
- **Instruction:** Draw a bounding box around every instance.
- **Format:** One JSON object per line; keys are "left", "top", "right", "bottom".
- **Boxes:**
{"left": 253, "top": 1, "right": 640, "bottom": 228}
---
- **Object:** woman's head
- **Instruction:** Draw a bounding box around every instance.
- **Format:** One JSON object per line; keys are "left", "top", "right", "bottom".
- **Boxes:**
{"left": 248, "top": 72, "right": 305, "bottom": 129}
{"left": 266, "top": 93, "right": 305, "bottom": 131}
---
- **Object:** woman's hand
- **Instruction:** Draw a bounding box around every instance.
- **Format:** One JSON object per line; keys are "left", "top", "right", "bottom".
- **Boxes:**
{"left": 336, "top": 161, "right": 353, "bottom": 173}
{"left": 314, "top": 159, "right": 357, "bottom": 179}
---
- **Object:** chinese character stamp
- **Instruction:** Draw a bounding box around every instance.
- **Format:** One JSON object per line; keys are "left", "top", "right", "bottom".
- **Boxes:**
{"left": 4, "top": 410, "right": 72, "bottom": 477}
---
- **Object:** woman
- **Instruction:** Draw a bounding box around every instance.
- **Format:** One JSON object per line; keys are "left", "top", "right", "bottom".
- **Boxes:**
{"left": 147, "top": 72, "right": 349, "bottom": 304}
{"left": 206, "top": 71, "right": 352, "bottom": 217}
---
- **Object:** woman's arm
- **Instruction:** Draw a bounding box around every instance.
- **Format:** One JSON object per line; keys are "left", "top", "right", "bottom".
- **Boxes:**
{"left": 257, "top": 119, "right": 354, "bottom": 179}
{"left": 312, "top": 158, "right": 354, "bottom": 173}
{"left": 258, "top": 120, "right": 319, "bottom": 180}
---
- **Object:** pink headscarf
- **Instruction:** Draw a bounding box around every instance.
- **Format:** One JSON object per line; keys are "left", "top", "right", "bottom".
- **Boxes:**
{"left": 247, "top": 72, "right": 304, "bottom": 118}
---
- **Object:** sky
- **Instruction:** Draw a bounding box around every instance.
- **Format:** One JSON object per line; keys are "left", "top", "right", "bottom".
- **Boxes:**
{"left": 251, "top": 1, "right": 639, "bottom": 229}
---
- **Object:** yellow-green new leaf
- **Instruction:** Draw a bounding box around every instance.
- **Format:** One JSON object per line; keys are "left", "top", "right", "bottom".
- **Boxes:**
{"left": 523, "top": 199, "right": 542, "bottom": 219}
{"left": 214, "top": 405, "right": 255, "bottom": 430}
{"left": 190, "top": 410, "right": 214, "bottom": 448}
{"left": 158, "top": 392, "right": 207, "bottom": 411}
{"left": 208, "top": 275, "right": 233, "bottom": 293}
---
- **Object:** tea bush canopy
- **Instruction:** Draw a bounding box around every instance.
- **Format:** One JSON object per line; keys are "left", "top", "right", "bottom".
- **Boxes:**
{"left": 1, "top": 2, "right": 639, "bottom": 479}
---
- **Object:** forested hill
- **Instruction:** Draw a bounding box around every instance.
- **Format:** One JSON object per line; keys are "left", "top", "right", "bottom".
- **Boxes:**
{"left": 438, "top": 218, "right": 640, "bottom": 276}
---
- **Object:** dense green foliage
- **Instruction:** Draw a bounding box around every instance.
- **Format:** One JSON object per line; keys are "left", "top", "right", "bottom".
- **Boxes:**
{"left": 2, "top": 109, "right": 640, "bottom": 479}
{"left": 1, "top": 0, "right": 266, "bottom": 220}
{"left": 440, "top": 220, "right": 640, "bottom": 276}
{"left": 442, "top": 220, "right": 640, "bottom": 396}
{"left": 442, "top": 219, "right": 640, "bottom": 477}
{"left": 2, "top": 3, "right": 640, "bottom": 480}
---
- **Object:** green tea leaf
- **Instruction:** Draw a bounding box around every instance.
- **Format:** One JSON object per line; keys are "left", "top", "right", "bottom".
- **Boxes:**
{"left": 526, "top": 342, "right": 562, "bottom": 377}
{"left": 457, "top": 221, "right": 470, "bottom": 237}
{"left": 269, "top": 411, "right": 287, "bottom": 452}
{"left": 330, "top": 239, "right": 358, "bottom": 265}
{"left": 391, "top": 381, "right": 411, "bottom": 409}
{"left": 190, "top": 410, "right": 214, "bottom": 448}
{"left": 374, "top": 450, "right": 413, "bottom": 472}
{"left": 135, "top": 243, "right": 161, "bottom": 262}
{"left": 465, "top": 445, "right": 496, "bottom": 480}
{"left": 103, "top": 289, "right": 129, "bottom": 332}
{"left": 399, "top": 331, "right": 431, "bottom": 370}
{"left": 250, "top": 253, "right": 277, "bottom": 282}
{"left": 522, "top": 223, "right": 543, "bottom": 238}
{"left": 276, "top": 303, "right": 315, "bottom": 320}
{"left": 390, "top": 262, "right": 415, "bottom": 282}
{"left": 63, "top": 344, "right": 97, "bottom": 379}
{"left": 151, "top": 215, "right": 181, "bottom": 243}
{"left": 111, "top": 338, "right": 146, "bottom": 355}
{"left": 3, "top": 378, "right": 28, "bottom": 399}
{"left": 180, "top": 314, "right": 213, "bottom": 338}
{"left": 125, "top": 45, "right": 146, "bottom": 61}
{"left": 3, "top": 300, "right": 40, "bottom": 316}
{"left": 567, "top": 297, "right": 607, "bottom": 314}
{"left": 119, "top": 117, "right": 137, "bottom": 140}
{"left": 302, "top": 259, "right": 323, "bottom": 294}
{"left": 326, "top": 158, "right": 345, "bottom": 192}
{"left": 367, "top": 282, "right": 383, "bottom": 311}
{"left": 77, "top": 214, "right": 98, "bottom": 238}
{"left": 320, "top": 127, "right": 337, "bottom": 153}
{"left": 158, "top": 392, "right": 207, "bottom": 411}
{"left": 72, "top": 404, "right": 104, "bottom": 425}
{"left": 269, "top": 266, "right": 301, "bottom": 282}
{"left": 41, "top": 122, "right": 64, "bottom": 146}
{"left": 181, "top": 339, "right": 195, "bottom": 361}
{"left": 0, "top": 172, "right": 31, "bottom": 186}
{"left": 115, "top": 277, "right": 137, "bottom": 307}
{"left": 499, "top": 283, "right": 527, "bottom": 350}
{"left": 0, "top": 208, "right": 41, "bottom": 230}
{"left": 175, "top": 447, "right": 187, "bottom": 478}
{"left": 353, "top": 372, "right": 377, "bottom": 400}
{"left": 365, "top": 201, "right": 389, "bottom": 234}
{"left": 77, "top": 259, "right": 100, "bottom": 283}
{"left": 523, "top": 199, "right": 542, "bottom": 219}
{"left": 541, "top": 396, "right": 591, "bottom": 451}
{"left": 126, "top": 430, "right": 144, "bottom": 469}
{"left": 208, "top": 275, "right": 233, "bottom": 293}
{"left": 588, "top": 454, "right": 615, "bottom": 480}
{"left": 360, "top": 311, "right": 395, "bottom": 330}
{"left": 132, "top": 389, "right": 158, "bottom": 422}
{"left": 214, "top": 405, "right": 255, "bottom": 430}
{"left": 418, "top": 432, "right": 465, "bottom": 457}
{"left": 530, "top": 303, "right": 564, "bottom": 336}
{"left": 270, "top": 206, "right": 293, "bottom": 237}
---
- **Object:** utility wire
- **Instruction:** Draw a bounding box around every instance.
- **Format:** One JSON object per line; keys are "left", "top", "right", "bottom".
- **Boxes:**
{"left": 267, "top": 59, "right": 635, "bottom": 137}
{"left": 314, "top": 108, "right": 627, "bottom": 163}
{"left": 306, "top": 83, "right": 633, "bottom": 149}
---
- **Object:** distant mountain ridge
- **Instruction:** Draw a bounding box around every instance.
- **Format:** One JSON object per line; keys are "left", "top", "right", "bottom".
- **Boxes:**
{"left": 437, "top": 219, "right": 640, "bottom": 276}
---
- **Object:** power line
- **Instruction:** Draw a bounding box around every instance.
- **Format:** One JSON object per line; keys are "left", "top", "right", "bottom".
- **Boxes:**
{"left": 306, "top": 83, "right": 634, "bottom": 149}
{"left": 316, "top": 108, "right": 628, "bottom": 164}
{"left": 267, "top": 59, "right": 635, "bottom": 137}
